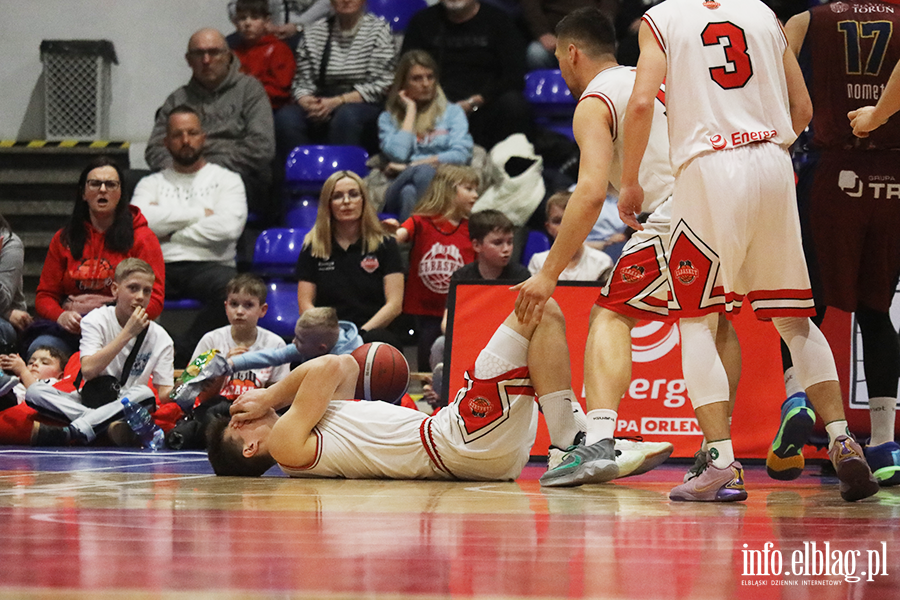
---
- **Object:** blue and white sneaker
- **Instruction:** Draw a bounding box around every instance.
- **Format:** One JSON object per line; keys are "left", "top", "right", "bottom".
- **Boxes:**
{"left": 864, "top": 441, "right": 900, "bottom": 487}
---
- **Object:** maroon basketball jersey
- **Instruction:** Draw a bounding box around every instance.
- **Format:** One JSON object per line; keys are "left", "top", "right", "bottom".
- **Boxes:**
{"left": 804, "top": 0, "right": 900, "bottom": 150}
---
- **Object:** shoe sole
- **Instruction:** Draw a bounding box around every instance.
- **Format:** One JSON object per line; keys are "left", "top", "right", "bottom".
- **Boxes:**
{"left": 837, "top": 457, "right": 880, "bottom": 502}
{"left": 617, "top": 444, "right": 674, "bottom": 479}
{"left": 766, "top": 406, "right": 814, "bottom": 481}
{"left": 669, "top": 487, "right": 748, "bottom": 502}
{"left": 540, "top": 460, "right": 620, "bottom": 487}
{"left": 872, "top": 466, "right": 900, "bottom": 487}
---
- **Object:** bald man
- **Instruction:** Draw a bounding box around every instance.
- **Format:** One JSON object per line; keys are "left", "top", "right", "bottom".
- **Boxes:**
{"left": 145, "top": 28, "right": 275, "bottom": 216}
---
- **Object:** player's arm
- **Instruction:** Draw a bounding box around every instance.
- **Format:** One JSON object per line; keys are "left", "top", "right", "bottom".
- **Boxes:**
{"left": 783, "top": 45, "right": 813, "bottom": 139}
{"left": 620, "top": 21, "right": 667, "bottom": 230}
{"left": 513, "top": 97, "right": 614, "bottom": 323}
{"left": 266, "top": 354, "right": 359, "bottom": 468}
{"left": 850, "top": 59, "right": 900, "bottom": 137}
{"left": 782, "top": 11, "right": 809, "bottom": 58}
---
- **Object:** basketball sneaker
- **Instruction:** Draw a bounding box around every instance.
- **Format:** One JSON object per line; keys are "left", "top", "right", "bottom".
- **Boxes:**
{"left": 669, "top": 460, "right": 748, "bottom": 502}
{"left": 540, "top": 438, "right": 619, "bottom": 487}
{"left": 766, "top": 392, "right": 815, "bottom": 481}
{"left": 864, "top": 441, "right": 900, "bottom": 487}
{"left": 614, "top": 438, "right": 674, "bottom": 478}
{"left": 829, "top": 435, "right": 879, "bottom": 501}
{"left": 683, "top": 449, "right": 709, "bottom": 483}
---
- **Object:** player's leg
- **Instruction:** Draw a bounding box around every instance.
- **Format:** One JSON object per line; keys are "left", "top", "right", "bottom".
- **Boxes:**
{"left": 684, "top": 314, "right": 741, "bottom": 482}
{"left": 505, "top": 301, "right": 583, "bottom": 453}
{"left": 669, "top": 313, "right": 747, "bottom": 502}
{"left": 855, "top": 307, "right": 900, "bottom": 486}
{"left": 773, "top": 316, "right": 878, "bottom": 501}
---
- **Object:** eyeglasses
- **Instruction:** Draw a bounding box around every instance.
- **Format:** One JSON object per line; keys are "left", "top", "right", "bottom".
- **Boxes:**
{"left": 187, "top": 48, "right": 228, "bottom": 59}
{"left": 86, "top": 179, "right": 120, "bottom": 191}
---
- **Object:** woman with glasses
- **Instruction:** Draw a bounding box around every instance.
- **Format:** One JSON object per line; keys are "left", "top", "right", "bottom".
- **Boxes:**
{"left": 27, "top": 157, "right": 165, "bottom": 357}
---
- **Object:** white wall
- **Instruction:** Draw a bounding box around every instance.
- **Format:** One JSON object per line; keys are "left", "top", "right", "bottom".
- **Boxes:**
{"left": 0, "top": 0, "right": 233, "bottom": 167}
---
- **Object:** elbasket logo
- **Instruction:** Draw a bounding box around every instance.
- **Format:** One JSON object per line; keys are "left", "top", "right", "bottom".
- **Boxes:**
{"left": 674, "top": 260, "right": 699, "bottom": 285}
{"left": 838, "top": 170, "right": 863, "bottom": 197}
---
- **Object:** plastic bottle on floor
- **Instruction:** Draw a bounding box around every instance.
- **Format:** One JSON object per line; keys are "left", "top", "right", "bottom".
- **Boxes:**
{"left": 120, "top": 397, "right": 165, "bottom": 451}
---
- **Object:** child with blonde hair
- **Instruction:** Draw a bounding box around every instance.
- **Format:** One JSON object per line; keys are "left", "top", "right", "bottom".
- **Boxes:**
{"left": 387, "top": 164, "right": 478, "bottom": 369}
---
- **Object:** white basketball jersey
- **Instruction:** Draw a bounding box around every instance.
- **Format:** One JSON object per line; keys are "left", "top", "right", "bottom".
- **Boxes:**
{"left": 581, "top": 66, "right": 674, "bottom": 214}
{"left": 642, "top": 0, "right": 796, "bottom": 172}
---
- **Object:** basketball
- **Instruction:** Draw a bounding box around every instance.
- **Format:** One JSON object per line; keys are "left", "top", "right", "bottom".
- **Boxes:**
{"left": 351, "top": 342, "right": 410, "bottom": 404}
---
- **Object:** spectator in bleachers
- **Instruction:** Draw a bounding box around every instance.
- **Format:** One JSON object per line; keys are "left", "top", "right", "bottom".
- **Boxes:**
{"left": 378, "top": 50, "right": 474, "bottom": 222}
{"left": 520, "top": 1, "right": 618, "bottom": 70}
{"left": 132, "top": 106, "right": 247, "bottom": 368}
{"left": 385, "top": 164, "right": 478, "bottom": 371}
{"left": 28, "top": 157, "right": 165, "bottom": 360}
{"left": 0, "top": 213, "right": 31, "bottom": 356}
{"left": 266, "top": 0, "right": 333, "bottom": 44}
{"left": 146, "top": 27, "right": 275, "bottom": 216}
{"left": 295, "top": 171, "right": 405, "bottom": 348}
{"left": 274, "top": 0, "right": 396, "bottom": 161}
{"left": 230, "top": 0, "right": 296, "bottom": 110}
{"left": 402, "top": 0, "right": 535, "bottom": 152}
{"left": 527, "top": 191, "right": 612, "bottom": 282}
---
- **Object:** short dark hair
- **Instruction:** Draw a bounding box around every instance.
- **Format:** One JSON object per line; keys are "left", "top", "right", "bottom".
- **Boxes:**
{"left": 556, "top": 7, "right": 618, "bottom": 58}
{"left": 226, "top": 273, "right": 268, "bottom": 304}
{"left": 168, "top": 104, "right": 201, "bottom": 124}
{"left": 206, "top": 415, "right": 276, "bottom": 477}
{"left": 469, "top": 209, "right": 514, "bottom": 242}
{"left": 234, "top": 0, "right": 270, "bottom": 18}
{"left": 31, "top": 345, "right": 69, "bottom": 373}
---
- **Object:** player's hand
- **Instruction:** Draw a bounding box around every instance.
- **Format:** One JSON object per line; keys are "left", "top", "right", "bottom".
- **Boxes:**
{"left": 618, "top": 184, "right": 645, "bottom": 231}
{"left": 512, "top": 272, "right": 557, "bottom": 324}
{"left": 57, "top": 310, "right": 82, "bottom": 334}
{"left": 230, "top": 388, "right": 270, "bottom": 423}
{"left": 848, "top": 106, "right": 885, "bottom": 138}
{"left": 123, "top": 306, "right": 150, "bottom": 338}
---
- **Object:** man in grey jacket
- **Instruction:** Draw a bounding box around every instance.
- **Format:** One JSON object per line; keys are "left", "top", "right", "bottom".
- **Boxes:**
{"left": 145, "top": 28, "right": 275, "bottom": 216}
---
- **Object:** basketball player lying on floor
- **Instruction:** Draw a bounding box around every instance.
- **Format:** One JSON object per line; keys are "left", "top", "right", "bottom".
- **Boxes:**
{"left": 207, "top": 300, "right": 672, "bottom": 479}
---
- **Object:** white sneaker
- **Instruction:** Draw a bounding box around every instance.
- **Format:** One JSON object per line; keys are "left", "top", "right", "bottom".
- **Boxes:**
{"left": 614, "top": 438, "right": 674, "bottom": 478}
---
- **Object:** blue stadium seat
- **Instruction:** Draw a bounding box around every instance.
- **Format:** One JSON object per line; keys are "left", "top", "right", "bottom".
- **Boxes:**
{"left": 164, "top": 298, "right": 203, "bottom": 311}
{"left": 521, "top": 230, "right": 551, "bottom": 266}
{"left": 368, "top": 0, "right": 427, "bottom": 32}
{"left": 257, "top": 280, "right": 300, "bottom": 339}
{"left": 253, "top": 228, "right": 309, "bottom": 278}
{"left": 285, "top": 145, "right": 369, "bottom": 193}
{"left": 525, "top": 69, "right": 576, "bottom": 140}
{"left": 284, "top": 198, "right": 320, "bottom": 229}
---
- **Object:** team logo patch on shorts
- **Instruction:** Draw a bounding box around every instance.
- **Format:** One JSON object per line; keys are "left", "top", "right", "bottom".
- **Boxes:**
{"left": 674, "top": 260, "right": 699, "bottom": 286}
{"left": 360, "top": 255, "right": 380, "bottom": 273}
{"left": 468, "top": 396, "right": 492, "bottom": 418}
{"left": 622, "top": 264, "right": 646, "bottom": 284}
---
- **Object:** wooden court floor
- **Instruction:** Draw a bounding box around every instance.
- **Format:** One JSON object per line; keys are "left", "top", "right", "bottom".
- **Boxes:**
{"left": 0, "top": 448, "right": 898, "bottom": 600}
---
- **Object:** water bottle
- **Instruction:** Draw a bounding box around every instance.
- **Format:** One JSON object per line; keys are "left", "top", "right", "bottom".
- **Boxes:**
{"left": 120, "top": 397, "right": 165, "bottom": 451}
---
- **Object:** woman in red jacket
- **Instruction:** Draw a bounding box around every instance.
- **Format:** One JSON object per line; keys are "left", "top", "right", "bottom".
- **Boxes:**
{"left": 27, "top": 157, "right": 165, "bottom": 357}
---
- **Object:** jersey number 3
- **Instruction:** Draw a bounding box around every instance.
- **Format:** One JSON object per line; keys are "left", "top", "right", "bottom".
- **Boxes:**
{"left": 702, "top": 22, "right": 753, "bottom": 90}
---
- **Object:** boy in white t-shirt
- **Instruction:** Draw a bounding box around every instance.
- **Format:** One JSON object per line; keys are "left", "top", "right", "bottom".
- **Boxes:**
{"left": 189, "top": 274, "right": 289, "bottom": 401}
{"left": 25, "top": 258, "right": 175, "bottom": 444}
{"left": 528, "top": 191, "right": 613, "bottom": 283}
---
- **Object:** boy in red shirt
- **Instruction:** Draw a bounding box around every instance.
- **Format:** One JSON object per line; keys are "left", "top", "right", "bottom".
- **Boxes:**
{"left": 231, "top": 0, "right": 296, "bottom": 110}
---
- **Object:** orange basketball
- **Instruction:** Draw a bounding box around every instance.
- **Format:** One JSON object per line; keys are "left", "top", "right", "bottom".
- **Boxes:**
{"left": 351, "top": 342, "right": 410, "bottom": 404}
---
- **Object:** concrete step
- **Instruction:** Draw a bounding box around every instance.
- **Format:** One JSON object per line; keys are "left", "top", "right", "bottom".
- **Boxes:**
{"left": 0, "top": 168, "right": 84, "bottom": 185}
{"left": 0, "top": 200, "right": 71, "bottom": 216}
{"left": 0, "top": 143, "right": 129, "bottom": 171}
{"left": 19, "top": 231, "right": 56, "bottom": 247}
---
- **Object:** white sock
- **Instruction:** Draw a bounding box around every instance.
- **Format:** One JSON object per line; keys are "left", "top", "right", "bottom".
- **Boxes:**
{"left": 571, "top": 401, "right": 587, "bottom": 433}
{"left": 707, "top": 439, "right": 735, "bottom": 469}
{"left": 784, "top": 366, "right": 804, "bottom": 398}
{"left": 825, "top": 420, "right": 850, "bottom": 448}
{"left": 868, "top": 397, "right": 897, "bottom": 446}
{"left": 539, "top": 390, "right": 581, "bottom": 449}
{"left": 586, "top": 409, "right": 617, "bottom": 445}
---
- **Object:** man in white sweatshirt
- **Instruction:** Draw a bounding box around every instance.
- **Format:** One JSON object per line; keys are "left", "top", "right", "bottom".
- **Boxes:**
{"left": 133, "top": 105, "right": 248, "bottom": 365}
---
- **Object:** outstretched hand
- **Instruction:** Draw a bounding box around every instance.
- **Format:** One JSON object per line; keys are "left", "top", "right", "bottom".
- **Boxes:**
{"left": 512, "top": 272, "right": 557, "bottom": 324}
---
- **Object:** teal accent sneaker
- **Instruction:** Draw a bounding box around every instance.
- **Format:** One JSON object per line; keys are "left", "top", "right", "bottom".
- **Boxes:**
{"left": 863, "top": 441, "right": 900, "bottom": 487}
{"left": 767, "top": 392, "right": 815, "bottom": 481}
{"left": 540, "top": 438, "right": 619, "bottom": 487}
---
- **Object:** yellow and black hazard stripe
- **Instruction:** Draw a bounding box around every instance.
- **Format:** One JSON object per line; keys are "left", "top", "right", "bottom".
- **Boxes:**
{"left": 0, "top": 140, "right": 130, "bottom": 149}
